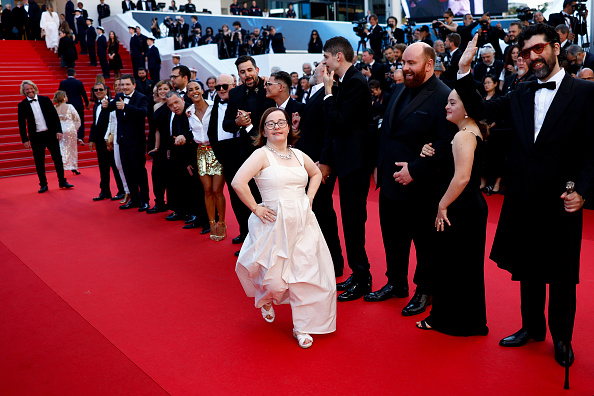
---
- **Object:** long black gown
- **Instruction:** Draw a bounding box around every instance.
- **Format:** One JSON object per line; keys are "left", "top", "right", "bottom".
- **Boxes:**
{"left": 425, "top": 132, "right": 489, "bottom": 336}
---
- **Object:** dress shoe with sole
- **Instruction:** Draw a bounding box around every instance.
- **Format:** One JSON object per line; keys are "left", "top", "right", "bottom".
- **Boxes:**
{"left": 146, "top": 205, "right": 167, "bottom": 214}
{"left": 402, "top": 291, "right": 432, "bottom": 316}
{"left": 200, "top": 224, "right": 211, "bottom": 234}
{"left": 112, "top": 192, "right": 125, "bottom": 201}
{"left": 185, "top": 215, "right": 197, "bottom": 224}
{"left": 138, "top": 202, "right": 150, "bottom": 212}
{"left": 336, "top": 274, "right": 355, "bottom": 291}
{"left": 120, "top": 201, "right": 141, "bottom": 210}
{"left": 337, "top": 276, "right": 372, "bottom": 302}
{"left": 364, "top": 283, "right": 409, "bottom": 302}
{"left": 554, "top": 340, "right": 574, "bottom": 367}
{"left": 234, "top": 250, "right": 240, "bottom": 257}
{"left": 499, "top": 329, "right": 546, "bottom": 347}
{"left": 183, "top": 222, "right": 201, "bottom": 229}
{"left": 38, "top": 185, "right": 49, "bottom": 193}
{"left": 59, "top": 181, "right": 74, "bottom": 189}
{"left": 232, "top": 234, "right": 246, "bottom": 244}
{"left": 93, "top": 192, "right": 111, "bottom": 201}
{"left": 166, "top": 212, "right": 186, "bottom": 221}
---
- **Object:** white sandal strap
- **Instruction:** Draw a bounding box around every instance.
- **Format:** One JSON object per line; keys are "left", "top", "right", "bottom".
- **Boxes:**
{"left": 293, "top": 330, "right": 313, "bottom": 349}
{"left": 261, "top": 305, "right": 275, "bottom": 323}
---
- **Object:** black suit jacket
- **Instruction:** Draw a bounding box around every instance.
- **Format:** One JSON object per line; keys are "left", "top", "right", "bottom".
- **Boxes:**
{"left": 377, "top": 75, "right": 456, "bottom": 201}
{"left": 269, "top": 33, "right": 285, "bottom": 53}
{"left": 323, "top": 65, "right": 372, "bottom": 178}
{"left": 58, "top": 36, "right": 78, "bottom": 62}
{"left": 97, "top": 34, "right": 108, "bottom": 55}
{"left": 367, "top": 24, "right": 383, "bottom": 57}
{"left": 207, "top": 97, "right": 241, "bottom": 171}
{"left": 169, "top": 104, "right": 195, "bottom": 166}
{"left": 122, "top": 0, "right": 136, "bottom": 12}
{"left": 65, "top": 0, "right": 75, "bottom": 25}
{"left": 97, "top": 3, "right": 110, "bottom": 20}
{"left": 442, "top": 47, "right": 462, "bottom": 85}
{"left": 548, "top": 12, "right": 587, "bottom": 43}
{"left": 295, "top": 88, "right": 333, "bottom": 166}
{"left": 89, "top": 101, "right": 109, "bottom": 142}
{"left": 129, "top": 34, "right": 143, "bottom": 59}
{"left": 147, "top": 45, "right": 161, "bottom": 68}
{"left": 456, "top": 72, "right": 594, "bottom": 283}
{"left": 136, "top": 0, "right": 157, "bottom": 10}
{"left": 136, "top": 78, "right": 154, "bottom": 96}
{"left": 473, "top": 60, "right": 504, "bottom": 86}
{"left": 86, "top": 26, "right": 96, "bottom": 47}
{"left": 103, "top": 91, "right": 148, "bottom": 146}
{"left": 58, "top": 78, "right": 89, "bottom": 109}
{"left": 18, "top": 95, "right": 62, "bottom": 142}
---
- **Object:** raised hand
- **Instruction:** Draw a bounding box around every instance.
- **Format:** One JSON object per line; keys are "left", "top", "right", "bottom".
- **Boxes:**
{"left": 459, "top": 33, "right": 479, "bottom": 75}
{"left": 116, "top": 97, "right": 125, "bottom": 110}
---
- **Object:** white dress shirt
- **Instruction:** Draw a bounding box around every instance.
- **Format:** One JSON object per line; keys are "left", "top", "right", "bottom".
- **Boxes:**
{"left": 29, "top": 95, "right": 48, "bottom": 132}
{"left": 534, "top": 68, "right": 565, "bottom": 141}
{"left": 276, "top": 97, "right": 290, "bottom": 110}
{"left": 217, "top": 101, "right": 234, "bottom": 141}
{"left": 188, "top": 101, "right": 213, "bottom": 143}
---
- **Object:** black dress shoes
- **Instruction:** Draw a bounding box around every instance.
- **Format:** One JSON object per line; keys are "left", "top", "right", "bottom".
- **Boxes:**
{"left": 200, "top": 224, "right": 211, "bottom": 234}
{"left": 234, "top": 250, "right": 240, "bottom": 257}
{"left": 59, "top": 181, "right": 74, "bottom": 189}
{"left": 165, "top": 212, "right": 186, "bottom": 221}
{"left": 402, "top": 291, "right": 432, "bottom": 316}
{"left": 138, "top": 202, "right": 150, "bottom": 212}
{"left": 364, "top": 283, "right": 409, "bottom": 302}
{"left": 336, "top": 274, "right": 355, "bottom": 291}
{"left": 38, "top": 185, "right": 48, "bottom": 193}
{"left": 146, "top": 205, "right": 167, "bottom": 214}
{"left": 554, "top": 340, "right": 575, "bottom": 367}
{"left": 499, "top": 329, "right": 545, "bottom": 347}
{"left": 337, "top": 275, "right": 372, "bottom": 302}
{"left": 112, "top": 192, "right": 125, "bottom": 200}
{"left": 185, "top": 215, "right": 198, "bottom": 224}
{"left": 93, "top": 192, "right": 111, "bottom": 201}
{"left": 120, "top": 200, "right": 140, "bottom": 209}
{"left": 232, "top": 234, "right": 246, "bottom": 244}
{"left": 183, "top": 221, "right": 201, "bottom": 229}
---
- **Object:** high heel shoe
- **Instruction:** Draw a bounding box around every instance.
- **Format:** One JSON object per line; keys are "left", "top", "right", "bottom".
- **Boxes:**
{"left": 209, "top": 220, "right": 218, "bottom": 241}
{"left": 214, "top": 221, "right": 227, "bottom": 241}
{"left": 119, "top": 193, "right": 130, "bottom": 204}
{"left": 72, "top": 170, "right": 81, "bottom": 175}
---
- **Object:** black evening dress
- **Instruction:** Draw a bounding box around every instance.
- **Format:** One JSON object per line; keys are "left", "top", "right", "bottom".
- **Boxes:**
{"left": 108, "top": 41, "right": 123, "bottom": 71}
{"left": 425, "top": 131, "right": 489, "bottom": 336}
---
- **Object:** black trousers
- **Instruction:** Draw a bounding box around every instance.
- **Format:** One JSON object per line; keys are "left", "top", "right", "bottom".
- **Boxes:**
{"left": 167, "top": 154, "right": 200, "bottom": 217}
{"left": 30, "top": 131, "right": 66, "bottom": 186}
{"left": 119, "top": 142, "right": 149, "bottom": 203}
{"left": 337, "top": 168, "right": 370, "bottom": 278}
{"left": 98, "top": 53, "right": 110, "bottom": 78}
{"left": 379, "top": 191, "right": 436, "bottom": 293}
{"left": 131, "top": 57, "right": 144, "bottom": 78}
{"left": 88, "top": 43, "right": 97, "bottom": 65}
{"left": 95, "top": 138, "right": 124, "bottom": 195}
{"left": 520, "top": 280, "right": 577, "bottom": 342}
{"left": 149, "top": 66, "right": 161, "bottom": 82}
{"left": 78, "top": 33, "right": 87, "bottom": 54}
{"left": 73, "top": 105, "right": 85, "bottom": 140}
{"left": 311, "top": 173, "right": 344, "bottom": 275}
{"left": 151, "top": 153, "right": 168, "bottom": 206}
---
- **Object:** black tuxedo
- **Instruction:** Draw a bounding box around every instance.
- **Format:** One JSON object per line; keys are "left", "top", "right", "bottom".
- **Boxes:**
{"left": 65, "top": 0, "right": 75, "bottom": 31}
{"left": 377, "top": 75, "right": 456, "bottom": 292}
{"left": 473, "top": 60, "right": 504, "bottom": 88}
{"left": 367, "top": 24, "right": 384, "bottom": 58}
{"left": 388, "top": 27, "right": 405, "bottom": 45}
{"left": 147, "top": 45, "right": 161, "bottom": 81}
{"left": 74, "top": 15, "right": 87, "bottom": 53}
{"left": 121, "top": 0, "right": 136, "bottom": 12}
{"left": 149, "top": 104, "right": 171, "bottom": 206}
{"left": 129, "top": 34, "right": 144, "bottom": 78}
{"left": 136, "top": 78, "right": 154, "bottom": 97}
{"left": 456, "top": 71, "right": 594, "bottom": 343}
{"left": 97, "top": 3, "right": 110, "bottom": 25}
{"left": 18, "top": 95, "right": 66, "bottom": 186}
{"left": 86, "top": 26, "right": 97, "bottom": 66}
{"left": 268, "top": 33, "right": 285, "bottom": 53}
{"left": 548, "top": 12, "right": 587, "bottom": 44}
{"left": 97, "top": 34, "right": 110, "bottom": 78}
{"left": 323, "top": 65, "right": 372, "bottom": 279}
{"left": 442, "top": 47, "right": 462, "bottom": 87}
{"left": 58, "top": 77, "right": 88, "bottom": 140}
{"left": 23, "top": 1, "right": 41, "bottom": 40}
{"left": 366, "top": 61, "right": 386, "bottom": 89}
{"left": 295, "top": 87, "right": 344, "bottom": 274}
{"left": 58, "top": 35, "right": 78, "bottom": 68}
{"left": 103, "top": 91, "right": 149, "bottom": 204}
{"left": 89, "top": 101, "right": 124, "bottom": 195}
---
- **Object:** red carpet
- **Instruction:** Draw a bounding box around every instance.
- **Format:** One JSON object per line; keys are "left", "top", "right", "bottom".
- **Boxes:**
{"left": 1, "top": 167, "right": 593, "bottom": 395}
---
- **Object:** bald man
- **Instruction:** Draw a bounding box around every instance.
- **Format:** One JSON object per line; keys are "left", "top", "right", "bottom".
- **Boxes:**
{"left": 578, "top": 67, "right": 594, "bottom": 81}
{"left": 371, "top": 43, "right": 457, "bottom": 315}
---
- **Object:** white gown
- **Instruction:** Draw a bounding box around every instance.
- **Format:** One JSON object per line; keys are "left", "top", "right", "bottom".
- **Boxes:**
{"left": 57, "top": 104, "right": 81, "bottom": 170}
{"left": 236, "top": 148, "right": 337, "bottom": 334}
{"left": 40, "top": 11, "right": 60, "bottom": 49}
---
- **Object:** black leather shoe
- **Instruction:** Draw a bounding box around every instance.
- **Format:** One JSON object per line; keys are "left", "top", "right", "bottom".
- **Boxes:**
{"left": 402, "top": 291, "right": 432, "bottom": 316}
{"left": 138, "top": 202, "right": 150, "bottom": 212}
{"left": 93, "top": 192, "right": 112, "bottom": 201}
{"left": 364, "top": 283, "right": 409, "bottom": 302}
{"left": 184, "top": 215, "right": 197, "bottom": 224}
{"left": 232, "top": 234, "right": 246, "bottom": 244}
{"left": 499, "top": 329, "right": 545, "bottom": 347}
{"left": 120, "top": 201, "right": 141, "bottom": 209}
{"left": 183, "top": 222, "right": 201, "bottom": 229}
{"left": 234, "top": 250, "right": 240, "bottom": 257}
{"left": 337, "top": 276, "right": 372, "bottom": 302}
{"left": 147, "top": 205, "right": 167, "bottom": 214}
{"left": 38, "top": 185, "right": 48, "bottom": 193}
{"left": 200, "top": 224, "right": 211, "bottom": 234}
{"left": 112, "top": 192, "right": 125, "bottom": 200}
{"left": 59, "top": 181, "right": 74, "bottom": 189}
{"left": 554, "top": 340, "right": 575, "bottom": 367}
{"left": 166, "top": 212, "right": 186, "bottom": 221}
{"left": 336, "top": 274, "right": 355, "bottom": 291}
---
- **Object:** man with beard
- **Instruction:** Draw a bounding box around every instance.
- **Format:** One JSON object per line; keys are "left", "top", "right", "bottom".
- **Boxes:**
{"left": 455, "top": 24, "right": 594, "bottom": 367}
{"left": 369, "top": 43, "right": 456, "bottom": 314}
{"left": 322, "top": 36, "right": 372, "bottom": 301}
{"left": 223, "top": 55, "right": 267, "bottom": 254}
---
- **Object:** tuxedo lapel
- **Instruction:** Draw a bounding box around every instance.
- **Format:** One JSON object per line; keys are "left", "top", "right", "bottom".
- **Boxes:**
{"left": 387, "top": 84, "right": 405, "bottom": 128}
{"left": 534, "top": 75, "right": 573, "bottom": 147}
{"left": 517, "top": 85, "right": 536, "bottom": 150}
{"left": 305, "top": 88, "right": 323, "bottom": 110}
{"left": 392, "top": 79, "right": 437, "bottom": 130}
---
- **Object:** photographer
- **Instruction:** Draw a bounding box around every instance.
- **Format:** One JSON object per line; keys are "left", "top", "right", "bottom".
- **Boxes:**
{"left": 215, "top": 24, "right": 232, "bottom": 59}
{"left": 248, "top": 27, "right": 265, "bottom": 55}
{"left": 265, "top": 26, "right": 285, "bottom": 53}
{"left": 502, "top": 21, "right": 521, "bottom": 60}
{"left": 359, "top": 48, "right": 386, "bottom": 88}
{"left": 386, "top": 16, "right": 404, "bottom": 45}
{"left": 548, "top": 0, "right": 588, "bottom": 44}
{"left": 418, "top": 25, "right": 433, "bottom": 46}
{"left": 364, "top": 14, "right": 384, "bottom": 57}
{"left": 189, "top": 15, "right": 201, "bottom": 47}
{"left": 438, "top": 13, "right": 476, "bottom": 51}
{"left": 200, "top": 27, "right": 214, "bottom": 45}
{"left": 476, "top": 13, "right": 506, "bottom": 60}
{"left": 431, "top": 9, "right": 457, "bottom": 41}
{"left": 230, "top": 21, "right": 247, "bottom": 56}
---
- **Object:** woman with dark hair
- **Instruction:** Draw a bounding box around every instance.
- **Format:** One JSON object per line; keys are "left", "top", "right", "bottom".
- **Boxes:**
{"left": 58, "top": 29, "right": 77, "bottom": 68}
{"left": 108, "top": 31, "right": 123, "bottom": 79}
{"left": 500, "top": 44, "right": 519, "bottom": 90}
{"left": 200, "top": 27, "right": 214, "bottom": 45}
{"left": 416, "top": 89, "right": 489, "bottom": 337}
{"left": 151, "top": 17, "right": 161, "bottom": 38}
{"left": 168, "top": 0, "right": 177, "bottom": 11}
{"left": 307, "top": 30, "right": 323, "bottom": 53}
{"left": 481, "top": 74, "right": 505, "bottom": 195}
{"left": 233, "top": 108, "right": 336, "bottom": 349}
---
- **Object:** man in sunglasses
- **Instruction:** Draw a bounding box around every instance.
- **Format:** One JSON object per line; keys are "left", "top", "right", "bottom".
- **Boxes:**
{"left": 456, "top": 23, "right": 594, "bottom": 368}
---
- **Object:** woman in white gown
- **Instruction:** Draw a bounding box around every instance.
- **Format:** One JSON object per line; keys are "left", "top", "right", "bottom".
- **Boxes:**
{"left": 232, "top": 108, "right": 337, "bottom": 349}
{"left": 40, "top": 5, "right": 60, "bottom": 52}
{"left": 53, "top": 90, "right": 81, "bottom": 173}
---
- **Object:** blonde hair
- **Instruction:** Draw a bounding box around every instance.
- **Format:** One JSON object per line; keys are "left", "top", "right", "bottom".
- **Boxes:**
{"left": 20, "top": 80, "right": 39, "bottom": 96}
{"left": 53, "top": 90, "right": 67, "bottom": 104}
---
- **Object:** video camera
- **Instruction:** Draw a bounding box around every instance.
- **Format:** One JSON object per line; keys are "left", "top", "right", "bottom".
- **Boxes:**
{"left": 516, "top": 7, "right": 536, "bottom": 22}
{"left": 352, "top": 18, "right": 368, "bottom": 39}
{"left": 403, "top": 20, "right": 416, "bottom": 43}
{"left": 573, "top": 0, "right": 587, "bottom": 17}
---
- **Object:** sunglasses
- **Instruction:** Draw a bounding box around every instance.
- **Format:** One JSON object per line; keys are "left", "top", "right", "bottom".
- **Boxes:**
{"left": 520, "top": 43, "right": 548, "bottom": 59}
{"left": 93, "top": 88, "right": 104, "bottom": 92}
{"left": 265, "top": 82, "right": 282, "bottom": 87}
{"left": 215, "top": 84, "right": 230, "bottom": 91}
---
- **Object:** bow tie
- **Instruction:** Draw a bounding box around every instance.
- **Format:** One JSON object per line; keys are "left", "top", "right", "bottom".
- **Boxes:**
{"left": 219, "top": 100, "right": 228, "bottom": 104}
{"left": 123, "top": 95, "right": 131, "bottom": 99}
{"left": 530, "top": 81, "right": 557, "bottom": 91}
{"left": 28, "top": 98, "right": 37, "bottom": 102}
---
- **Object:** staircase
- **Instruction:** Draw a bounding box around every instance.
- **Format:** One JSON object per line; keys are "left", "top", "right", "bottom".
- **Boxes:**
{"left": 0, "top": 40, "right": 135, "bottom": 178}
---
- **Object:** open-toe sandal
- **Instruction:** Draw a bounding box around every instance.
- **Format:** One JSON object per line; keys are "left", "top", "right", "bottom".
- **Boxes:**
{"left": 293, "top": 329, "right": 313, "bottom": 349}
{"left": 261, "top": 305, "right": 275, "bottom": 323}
{"left": 416, "top": 320, "right": 433, "bottom": 330}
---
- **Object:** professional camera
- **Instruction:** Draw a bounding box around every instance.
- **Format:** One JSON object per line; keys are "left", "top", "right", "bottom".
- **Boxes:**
{"left": 403, "top": 20, "right": 416, "bottom": 43}
{"left": 354, "top": 61, "right": 369, "bottom": 71}
{"left": 573, "top": 0, "right": 587, "bottom": 16}
{"left": 352, "top": 18, "right": 368, "bottom": 39}
{"left": 516, "top": 6, "right": 535, "bottom": 22}
{"left": 432, "top": 21, "right": 442, "bottom": 29}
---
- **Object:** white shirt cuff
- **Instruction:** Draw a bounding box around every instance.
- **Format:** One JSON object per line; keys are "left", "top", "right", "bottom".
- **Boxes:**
{"left": 246, "top": 124, "right": 253, "bottom": 132}
{"left": 323, "top": 94, "right": 333, "bottom": 100}
{"left": 457, "top": 70, "right": 471, "bottom": 79}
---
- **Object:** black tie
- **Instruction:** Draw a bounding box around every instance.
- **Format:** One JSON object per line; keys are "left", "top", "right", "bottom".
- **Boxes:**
{"left": 29, "top": 98, "right": 37, "bottom": 103}
{"left": 124, "top": 95, "right": 131, "bottom": 99}
{"left": 530, "top": 81, "right": 556, "bottom": 91}
{"left": 219, "top": 100, "right": 228, "bottom": 104}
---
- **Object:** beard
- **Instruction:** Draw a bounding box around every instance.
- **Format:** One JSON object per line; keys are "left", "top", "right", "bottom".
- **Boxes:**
{"left": 403, "top": 67, "right": 427, "bottom": 89}
{"left": 529, "top": 54, "right": 556, "bottom": 79}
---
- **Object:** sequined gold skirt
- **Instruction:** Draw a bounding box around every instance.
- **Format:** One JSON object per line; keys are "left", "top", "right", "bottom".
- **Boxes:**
{"left": 197, "top": 144, "right": 223, "bottom": 176}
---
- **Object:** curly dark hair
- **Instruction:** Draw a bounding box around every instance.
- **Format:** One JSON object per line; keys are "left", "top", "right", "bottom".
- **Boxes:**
{"left": 517, "top": 22, "right": 560, "bottom": 51}
{"left": 253, "top": 108, "right": 299, "bottom": 147}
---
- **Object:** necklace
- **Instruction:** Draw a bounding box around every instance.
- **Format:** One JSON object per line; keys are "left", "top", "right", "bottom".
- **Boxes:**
{"left": 266, "top": 144, "right": 292, "bottom": 160}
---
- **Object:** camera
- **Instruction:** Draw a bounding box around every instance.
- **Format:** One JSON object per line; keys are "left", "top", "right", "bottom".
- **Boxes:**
{"left": 573, "top": 0, "right": 587, "bottom": 16}
{"left": 516, "top": 6, "right": 535, "bottom": 22}
{"left": 352, "top": 18, "right": 368, "bottom": 39}
{"left": 432, "top": 21, "right": 442, "bottom": 28}
{"left": 354, "top": 61, "right": 368, "bottom": 71}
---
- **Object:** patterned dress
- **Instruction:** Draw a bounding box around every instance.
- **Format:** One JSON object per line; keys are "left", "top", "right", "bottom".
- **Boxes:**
{"left": 57, "top": 104, "right": 81, "bottom": 170}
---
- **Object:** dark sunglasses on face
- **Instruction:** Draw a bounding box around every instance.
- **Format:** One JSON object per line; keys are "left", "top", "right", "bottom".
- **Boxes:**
{"left": 215, "top": 84, "right": 230, "bottom": 91}
{"left": 520, "top": 43, "right": 548, "bottom": 59}
{"left": 93, "top": 88, "right": 104, "bottom": 92}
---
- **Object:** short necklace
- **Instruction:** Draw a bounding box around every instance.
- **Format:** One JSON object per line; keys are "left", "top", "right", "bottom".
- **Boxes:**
{"left": 266, "top": 144, "right": 292, "bottom": 160}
